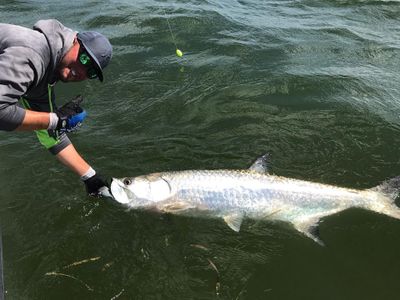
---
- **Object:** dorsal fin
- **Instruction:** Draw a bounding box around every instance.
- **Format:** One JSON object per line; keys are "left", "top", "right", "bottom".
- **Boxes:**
{"left": 249, "top": 153, "right": 270, "bottom": 174}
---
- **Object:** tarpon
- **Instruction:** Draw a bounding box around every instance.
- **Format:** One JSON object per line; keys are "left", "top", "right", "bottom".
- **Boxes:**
{"left": 110, "top": 154, "right": 400, "bottom": 244}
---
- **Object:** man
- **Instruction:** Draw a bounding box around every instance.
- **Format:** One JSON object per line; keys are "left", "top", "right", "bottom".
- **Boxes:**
{"left": 0, "top": 19, "right": 112, "bottom": 196}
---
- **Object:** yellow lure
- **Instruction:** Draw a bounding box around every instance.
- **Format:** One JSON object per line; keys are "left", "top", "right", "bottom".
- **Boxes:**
{"left": 176, "top": 49, "right": 183, "bottom": 57}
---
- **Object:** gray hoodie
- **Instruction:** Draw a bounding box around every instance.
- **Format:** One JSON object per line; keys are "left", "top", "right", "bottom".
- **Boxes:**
{"left": 0, "top": 19, "right": 76, "bottom": 152}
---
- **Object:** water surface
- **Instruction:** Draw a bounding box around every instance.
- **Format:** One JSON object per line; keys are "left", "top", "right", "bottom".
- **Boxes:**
{"left": 1, "top": 0, "right": 400, "bottom": 298}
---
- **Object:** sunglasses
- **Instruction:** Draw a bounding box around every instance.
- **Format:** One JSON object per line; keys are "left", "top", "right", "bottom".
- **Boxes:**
{"left": 78, "top": 49, "right": 98, "bottom": 79}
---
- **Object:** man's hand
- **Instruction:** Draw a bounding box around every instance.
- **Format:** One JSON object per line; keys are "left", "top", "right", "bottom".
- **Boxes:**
{"left": 83, "top": 173, "right": 111, "bottom": 197}
{"left": 55, "top": 95, "right": 87, "bottom": 133}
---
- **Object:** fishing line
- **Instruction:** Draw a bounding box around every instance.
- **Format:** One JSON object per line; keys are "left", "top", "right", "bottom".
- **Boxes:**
{"left": 0, "top": 228, "right": 4, "bottom": 299}
{"left": 162, "top": 6, "right": 183, "bottom": 57}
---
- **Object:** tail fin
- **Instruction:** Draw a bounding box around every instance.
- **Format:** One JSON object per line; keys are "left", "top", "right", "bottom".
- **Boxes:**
{"left": 368, "top": 176, "right": 400, "bottom": 220}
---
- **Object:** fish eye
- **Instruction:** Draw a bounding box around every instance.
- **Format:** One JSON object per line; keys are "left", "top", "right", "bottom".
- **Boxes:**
{"left": 123, "top": 178, "right": 132, "bottom": 185}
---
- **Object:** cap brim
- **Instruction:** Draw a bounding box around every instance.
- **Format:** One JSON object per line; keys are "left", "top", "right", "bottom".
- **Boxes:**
{"left": 77, "top": 36, "right": 104, "bottom": 82}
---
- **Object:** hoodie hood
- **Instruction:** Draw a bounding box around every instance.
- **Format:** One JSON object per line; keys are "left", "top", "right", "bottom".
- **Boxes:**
{"left": 33, "top": 19, "right": 77, "bottom": 83}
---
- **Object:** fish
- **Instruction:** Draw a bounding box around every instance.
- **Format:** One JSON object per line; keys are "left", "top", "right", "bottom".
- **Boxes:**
{"left": 110, "top": 154, "right": 400, "bottom": 245}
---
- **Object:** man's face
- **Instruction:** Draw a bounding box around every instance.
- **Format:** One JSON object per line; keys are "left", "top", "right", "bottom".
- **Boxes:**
{"left": 57, "top": 40, "right": 90, "bottom": 82}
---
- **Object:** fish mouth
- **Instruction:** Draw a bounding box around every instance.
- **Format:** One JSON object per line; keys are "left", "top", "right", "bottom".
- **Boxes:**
{"left": 110, "top": 178, "right": 131, "bottom": 204}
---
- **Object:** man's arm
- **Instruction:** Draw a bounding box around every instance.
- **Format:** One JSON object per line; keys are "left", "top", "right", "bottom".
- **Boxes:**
{"left": 56, "top": 143, "right": 110, "bottom": 197}
{"left": 55, "top": 143, "right": 91, "bottom": 176}
{"left": 15, "top": 98, "right": 87, "bottom": 132}
{"left": 0, "top": 44, "right": 47, "bottom": 131}
{"left": 15, "top": 110, "right": 50, "bottom": 131}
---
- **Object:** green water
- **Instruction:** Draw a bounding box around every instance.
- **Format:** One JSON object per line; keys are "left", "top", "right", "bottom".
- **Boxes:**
{"left": 1, "top": 0, "right": 400, "bottom": 299}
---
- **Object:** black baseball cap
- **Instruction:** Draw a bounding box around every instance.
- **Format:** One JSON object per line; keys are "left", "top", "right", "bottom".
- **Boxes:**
{"left": 77, "top": 31, "right": 112, "bottom": 82}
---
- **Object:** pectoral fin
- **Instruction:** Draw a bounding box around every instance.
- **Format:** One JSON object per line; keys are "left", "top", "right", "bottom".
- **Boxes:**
{"left": 293, "top": 218, "right": 324, "bottom": 246}
{"left": 159, "top": 201, "right": 195, "bottom": 213}
{"left": 223, "top": 212, "right": 244, "bottom": 232}
{"left": 249, "top": 153, "right": 270, "bottom": 174}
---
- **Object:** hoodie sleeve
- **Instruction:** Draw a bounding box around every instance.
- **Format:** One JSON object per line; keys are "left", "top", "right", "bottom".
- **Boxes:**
{"left": 0, "top": 46, "right": 46, "bottom": 131}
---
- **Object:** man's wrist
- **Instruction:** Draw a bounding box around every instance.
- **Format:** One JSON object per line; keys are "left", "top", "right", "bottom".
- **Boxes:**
{"left": 81, "top": 167, "right": 96, "bottom": 181}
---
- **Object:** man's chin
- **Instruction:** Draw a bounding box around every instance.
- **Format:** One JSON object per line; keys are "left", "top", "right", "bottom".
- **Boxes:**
{"left": 58, "top": 74, "right": 75, "bottom": 82}
{"left": 57, "top": 69, "right": 70, "bottom": 82}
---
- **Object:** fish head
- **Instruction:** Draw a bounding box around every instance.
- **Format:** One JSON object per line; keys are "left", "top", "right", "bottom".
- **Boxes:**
{"left": 111, "top": 174, "right": 172, "bottom": 207}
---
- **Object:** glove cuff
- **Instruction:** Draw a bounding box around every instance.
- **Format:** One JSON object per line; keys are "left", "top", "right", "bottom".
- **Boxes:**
{"left": 48, "top": 112, "right": 59, "bottom": 130}
{"left": 81, "top": 167, "right": 96, "bottom": 181}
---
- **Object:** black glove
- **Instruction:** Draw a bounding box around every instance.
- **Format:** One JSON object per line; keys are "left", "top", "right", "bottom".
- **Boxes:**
{"left": 84, "top": 173, "right": 111, "bottom": 197}
{"left": 55, "top": 95, "right": 87, "bottom": 133}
